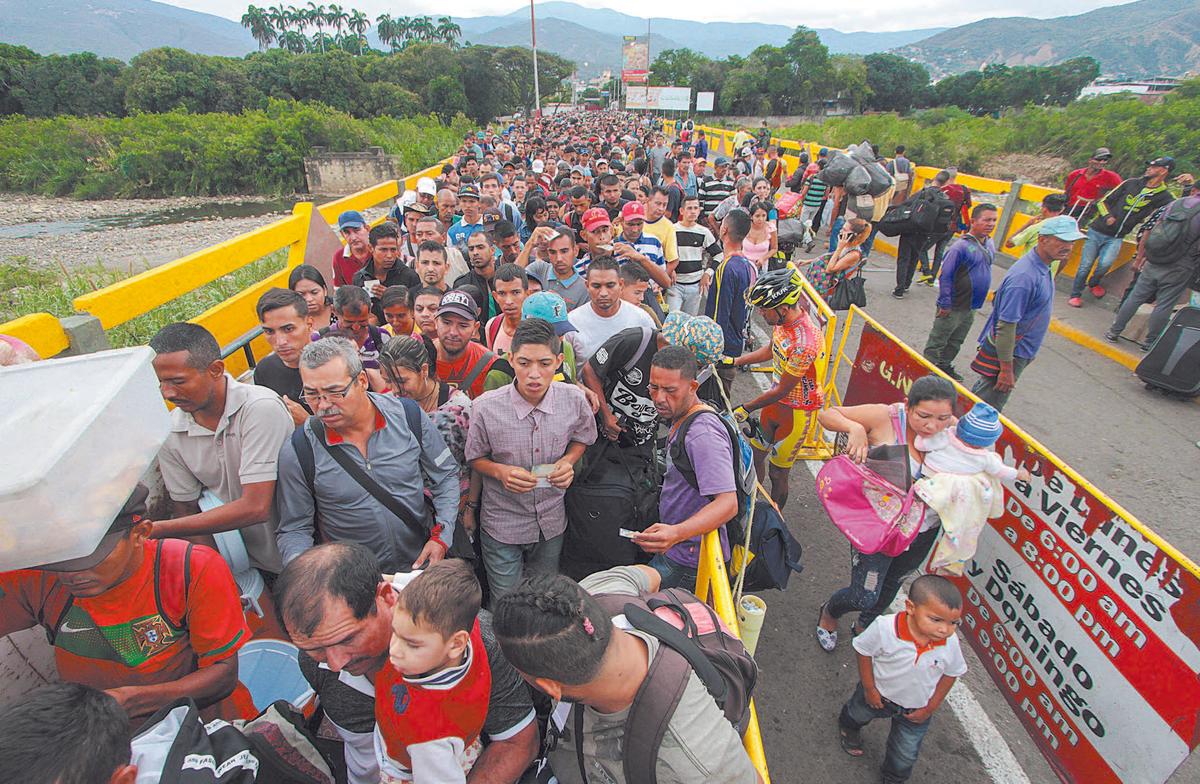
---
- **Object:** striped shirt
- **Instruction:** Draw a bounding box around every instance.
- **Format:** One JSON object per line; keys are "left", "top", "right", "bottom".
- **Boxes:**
{"left": 615, "top": 233, "right": 666, "bottom": 272}
{"left": 802, "top": 178, "right": 829, "bottom": 208}
{"left": 674, "top": 222, "right": 723, "bottom": 284}
{"left": 699, "top": 176, "right": 735, "bottom": 217}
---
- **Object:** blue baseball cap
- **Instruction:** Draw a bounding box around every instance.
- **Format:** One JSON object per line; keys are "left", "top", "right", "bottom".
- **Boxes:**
{"left": 337, "top": 210, "right": 366, "bottom": 231}
{"left": 1037, "top": 215, "right": 1085, "bottom": 241}
{"left": 522, "top": 291, "right": 577, "bottom": 336}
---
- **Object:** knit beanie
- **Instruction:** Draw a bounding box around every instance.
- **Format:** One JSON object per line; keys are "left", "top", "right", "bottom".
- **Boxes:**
{"left": 957, "top": 402, "right": 1003, "bottom": 448}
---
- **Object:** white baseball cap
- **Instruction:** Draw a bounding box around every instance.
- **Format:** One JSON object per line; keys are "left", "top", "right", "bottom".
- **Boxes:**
{"left": 416, "top": 177, "right": 437, "bottom": 196}
{"left": 532, "top": 159, "right": 545, "bottom": 173}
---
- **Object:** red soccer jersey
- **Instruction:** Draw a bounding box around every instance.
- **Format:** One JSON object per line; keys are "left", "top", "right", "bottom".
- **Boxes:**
{"left": 0, "top": 540, "right": 252, "bottom": 720}
{"left": 1064, "top": 168, "right": 1123, "bottom": 208}
{"left": 375, "top": 619, "right": 492, "bottom": 779}
{"left": 437, "top": 340, "right": 499, "bottom": 400}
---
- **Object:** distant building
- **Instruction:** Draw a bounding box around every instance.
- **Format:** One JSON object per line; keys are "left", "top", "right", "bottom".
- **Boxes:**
{"left": 1079, "top": 78, "right": 1181, "bottom": 104}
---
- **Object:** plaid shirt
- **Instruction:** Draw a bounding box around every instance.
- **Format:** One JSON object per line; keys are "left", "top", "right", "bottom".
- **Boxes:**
{"left": 465, "top": 382, "right": 597, "bottom": 545}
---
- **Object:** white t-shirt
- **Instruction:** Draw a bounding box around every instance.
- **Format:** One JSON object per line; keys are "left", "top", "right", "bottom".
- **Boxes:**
{"left": 852, "top": 612, "right": 968, "bottom": 710}
{"left": 569, "top": 300, "right": 656, "bottom": 362}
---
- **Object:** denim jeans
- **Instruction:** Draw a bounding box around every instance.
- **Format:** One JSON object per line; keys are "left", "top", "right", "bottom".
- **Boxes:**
{"left": 481, "top": 530, "right": 564, "bottom": 607}
{"left": 840, "top": 683, "right": 933, "bottom": 783}
{"left": 1072, "top": 228, "right": 1123, "bottom": 296}
{"left": 649, "top": 553, "right": 699, "bottom": 591}
{"left": 827, "top": 216, "right": 846, "bottom": 255}
{"left": 667, "top": 281, "right": 703, "bottom": 315}
{"left": 826, "top": 526, "right": 940, "bottom": 629}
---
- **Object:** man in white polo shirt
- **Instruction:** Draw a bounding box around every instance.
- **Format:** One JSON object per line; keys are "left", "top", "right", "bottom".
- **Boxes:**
{"left": 837, "top": 574, "right": 968, "bottom": 784}
{"left": 568, "top": 255, "right": 655, "bottom": 362}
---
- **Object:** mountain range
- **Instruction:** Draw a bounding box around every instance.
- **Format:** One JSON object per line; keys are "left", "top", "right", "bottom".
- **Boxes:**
{"left": 0, "top": 0, "right": 1195, "bottom": 81}
{"left": 895, "top": 0, "right": 1200, "bottom": 79}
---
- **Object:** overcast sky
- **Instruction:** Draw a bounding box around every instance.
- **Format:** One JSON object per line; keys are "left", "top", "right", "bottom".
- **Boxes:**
{"left": 166, "top": 0, "right": 1128, "bottom": 32}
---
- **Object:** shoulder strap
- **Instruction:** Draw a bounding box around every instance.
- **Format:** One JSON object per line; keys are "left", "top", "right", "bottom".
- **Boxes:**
{"left": 487, "top": 317, "right": 504, "bottom": 347}
{"left": 153, "top": 539, "right": 193, "bottom": 633}
{"left": 621, "top": 603, "right": 723, "bottom": 784}
{"left": 308, "top": 418, "right": 428, "bottom": 538}
{"left": 458, "top": 348, "right": 497, "bottom": 395}
{"left": 398, "top": 396, "right": 423, "bottom": 446}
{"left": 623, "top": 327, "right": 656, "bottom": 373}
{"left": 291, "top": 424, "right": 316, "bottom": 493}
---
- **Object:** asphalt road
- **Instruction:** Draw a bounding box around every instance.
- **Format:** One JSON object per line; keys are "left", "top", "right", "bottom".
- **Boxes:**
{"left": 738, "top": 250, "right": 1200, "bottom": 783}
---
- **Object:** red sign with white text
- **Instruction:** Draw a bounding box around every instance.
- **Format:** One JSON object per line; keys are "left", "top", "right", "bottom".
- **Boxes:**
{"left": 843, "top": 320, "right": 1200, "bottom": 783}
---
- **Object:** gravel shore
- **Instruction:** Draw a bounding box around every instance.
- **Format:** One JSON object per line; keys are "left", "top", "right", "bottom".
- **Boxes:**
{"left": 0, "top": 193, "right": 388, "bottom": 272}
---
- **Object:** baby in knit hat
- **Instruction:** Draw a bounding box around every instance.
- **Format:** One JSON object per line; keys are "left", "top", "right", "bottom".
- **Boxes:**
{"left": 914, "top": 402, "right": 1030, "bottom": 574}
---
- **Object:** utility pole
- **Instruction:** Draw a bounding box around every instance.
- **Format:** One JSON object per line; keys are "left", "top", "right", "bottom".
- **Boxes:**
{"left": 530, "top": 0, "right": 541, "bottom": 117}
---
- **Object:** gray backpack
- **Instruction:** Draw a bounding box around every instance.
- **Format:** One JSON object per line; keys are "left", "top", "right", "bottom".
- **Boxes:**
{"left": 1144, "top": 196, "right": 1200, "bottom": 266}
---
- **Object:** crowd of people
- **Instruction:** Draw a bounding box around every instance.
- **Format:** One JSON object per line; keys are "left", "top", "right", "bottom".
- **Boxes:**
{"left": 5, "top": 109, "right": 1194, "bottom": 784}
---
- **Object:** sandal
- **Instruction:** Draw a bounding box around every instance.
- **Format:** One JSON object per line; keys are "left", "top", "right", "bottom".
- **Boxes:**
{"left": 839, "top": 725, "right": 864, "bottom": 756}
{"left": 815, "top": 603, "right": 838, "bottom": 652}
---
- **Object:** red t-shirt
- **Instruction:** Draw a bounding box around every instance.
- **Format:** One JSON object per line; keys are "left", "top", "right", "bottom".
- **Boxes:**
{"left": 333, "top": 245, "right": 373, "bottom": 287}
{"left": 0, "top": 540, "right": 253, "bottom": 720}
{"left": 437, "top": 340, "right": 499, "bottom": 400}
{"left": 375, "top": 619, "right": 492, "bottom": 778}
{"left": 1064, "top": 168, "right": 1123, "bottom": 208}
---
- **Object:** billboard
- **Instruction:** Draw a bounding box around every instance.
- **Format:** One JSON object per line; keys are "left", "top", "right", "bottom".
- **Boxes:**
{"left": 626, "top": 86, "right": 691, "bottom": 111}
{"left": 840, "top": 312, "right": 1200, "bottom": 784}
{"left": 696, "top": 91, "right": 715, "bottom": 112}
{"left": 622, "top": 36, "right": 648, "bottom": 83}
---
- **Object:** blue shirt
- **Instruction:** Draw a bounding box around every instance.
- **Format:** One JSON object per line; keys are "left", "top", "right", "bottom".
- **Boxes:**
{"left": 978, "top": 248, "right": 1054, "bottom": 360}
{"left": 694, "top": 139, "right": 709, "bottom": 160}
{"left": 680, "top": 169, "right": 699, "bottom": 198}
{"left": 705, "top": 253, "right": 754, "bottom": 357}
{"left": 937, "top": 235, "right": 995, "bottom": 311}
{"left": 447, "top": 219, "right": 485, "bottom": 253}
{"left": 615, "top": 234, "right": 666, "bottom": 272}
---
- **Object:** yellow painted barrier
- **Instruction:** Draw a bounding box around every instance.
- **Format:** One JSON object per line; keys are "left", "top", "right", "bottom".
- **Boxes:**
{"left": 695, "top": 530, "right": 771, "bottom": 783}
{"left": 73, "top": 208, "right": 310, "bottom": 330}
{"left": 0, "top": 312, "right": 70, "bottom": 358}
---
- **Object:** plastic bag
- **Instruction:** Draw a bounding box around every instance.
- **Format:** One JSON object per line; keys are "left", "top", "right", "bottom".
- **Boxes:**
{"left": 818, "top": 151, "right": 857, "bottom": 186}
{"left": 844, "top": 164, "right": 872, "bottom": 196}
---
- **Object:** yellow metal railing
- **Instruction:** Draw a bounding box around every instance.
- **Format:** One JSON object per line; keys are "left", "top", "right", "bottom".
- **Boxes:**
{"left": 662, "top": 119, "right": 1137, "bottom": 278}
{"left": 695, "top": 530, "right": 771, "bottom": 782}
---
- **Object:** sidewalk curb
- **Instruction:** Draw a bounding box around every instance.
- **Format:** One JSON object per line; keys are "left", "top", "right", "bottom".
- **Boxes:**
{"left": 1048, "top": 319, "right": 1140, "bottom": 370}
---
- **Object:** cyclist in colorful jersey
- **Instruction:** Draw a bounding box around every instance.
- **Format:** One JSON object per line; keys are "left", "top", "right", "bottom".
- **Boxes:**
{"left": 726, "top": 266, "right": 824, "bottom": 509}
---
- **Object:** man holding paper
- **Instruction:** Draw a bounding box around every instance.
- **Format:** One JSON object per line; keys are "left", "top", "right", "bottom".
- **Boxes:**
{"left": 466, "top": 319, "right": 597, "bottom": 605}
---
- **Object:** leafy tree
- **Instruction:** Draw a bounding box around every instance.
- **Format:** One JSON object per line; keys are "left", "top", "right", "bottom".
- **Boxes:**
{"left": 0, "top": 43, "right": 41, "bottom": 115}
{"left": 864, "top": 53, "right": 930, "bottom": 112}
{"left": 12, "top": 52, "right": 125, "bottom": 117}
{"left": 346, "top": 10, "right": 370, "bottom": 55}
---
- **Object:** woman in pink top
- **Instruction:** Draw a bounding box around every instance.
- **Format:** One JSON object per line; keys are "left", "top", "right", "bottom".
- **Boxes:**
{"left": 742, "top": 200, "right": 778, "bottom": 272}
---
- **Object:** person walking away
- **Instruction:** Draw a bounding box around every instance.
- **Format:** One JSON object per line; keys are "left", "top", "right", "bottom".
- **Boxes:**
{"left": 1069, "top": 156, "right": 1175, "bottom": 307}
{"left": 923, "top": 205, "right": 998, "bottom": 380}
{"left": 887, "top": 146, "right": 913, "bottom": 205}
{"left": 633, "top": 346, "right": 738, "bottom": 589}
{"left": 466, "top": 319, "right": 597, "bottom": 601}
{"left": 1105, "top": 183, "right": 1200, "bottom": 349}
{"left": 924, "top": 169, "right": 972, "bottom": 283}
{"left": 674, "top": 196, "right": 724, "bottom": 315}
{"left": 815, "top": 375, "right": 957, "bottom": 650}
{"left": 893, "top": 179, "right": 943, "bottom": 299}
{"left": 727, "top": 266, "right": 824, "bottom": 509}
{"left": 1063, "top": 147, "right": 1122, "bottom": 222}
{"left": 837, "top": 575, "right": 967, "bottom": 784}
{"left": 971, "top": 216, "right": 1084, "bottom": 411}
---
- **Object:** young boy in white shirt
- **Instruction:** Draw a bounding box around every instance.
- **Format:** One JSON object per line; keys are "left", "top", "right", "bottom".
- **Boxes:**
{"left": 838, "top": 574, "right": 968, "bottom": 783}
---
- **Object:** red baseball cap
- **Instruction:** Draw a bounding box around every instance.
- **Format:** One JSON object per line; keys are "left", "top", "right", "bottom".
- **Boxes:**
{"left": 582, "top": 207, "right": 611, "bottom": 233}
{"left": 621, "top": 201, "right": 646, "bottom": 223}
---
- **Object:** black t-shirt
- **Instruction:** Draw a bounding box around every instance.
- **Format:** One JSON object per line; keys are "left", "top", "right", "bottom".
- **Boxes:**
{"left": 588, "top": 326, "right": 661, "bottom": 446}
{"left": 252, "top": 353, "right": 308, "bottom": 412}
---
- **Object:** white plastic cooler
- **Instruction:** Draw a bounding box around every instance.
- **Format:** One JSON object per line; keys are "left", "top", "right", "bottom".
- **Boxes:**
{"left": 0, "top": 346, "right": 169, "bottom": 571}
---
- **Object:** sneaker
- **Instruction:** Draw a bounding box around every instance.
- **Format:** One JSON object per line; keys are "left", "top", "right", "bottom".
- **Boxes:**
{"left": 1103, "top": 331, "right": 1119, "bottom": 344}
{"left": 916, "top": 273, "right": 935, "bottom": 285}
{"left": 1068, "top": 296, "right": 1083, "bottom": 308}
{"left": 892, "top": 288, "right": 906, "bottom": 299}
{"left": 941, "top": 365, "right": 964, "bottom": 381}
{"left": 1091, "top": 285, "right": 1106, "bottom": 299}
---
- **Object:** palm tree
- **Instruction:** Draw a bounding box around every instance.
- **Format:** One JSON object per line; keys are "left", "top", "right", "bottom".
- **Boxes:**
{"left": 347, "top": 10, "right": 370, "bottom": 55}
{"left": 394, "top": 15, "right": 415, "bottom": 49}
{"left": 266, "top": 3, "right": 290, "bottom": 39}
{"left": 287, "top": 5, "right": 308, "bottom": 36}
{"left": 281, "top": 29, "right": 307, "bottom": 53}
{"left": 434, "top": 16, "right": 461, "bottom": 46}
{"left": 305, "top": 2, "right": 327, "bottom": 51}
{"left": 311, "top": 31, "right": 334, "bottom": 53}
{"left": 410, "top": 16, "right": 435, "bottom": 43}
{"left": 241, "top": 5, "right": 276, "bottom": 50}
{"left": 375, "top": 14, "right": 398, "bottom": 51}
{"left": 325, "top": 4, "right": 349, "bottom": 39}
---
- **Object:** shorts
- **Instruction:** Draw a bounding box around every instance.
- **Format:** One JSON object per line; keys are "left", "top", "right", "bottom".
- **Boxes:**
{"left": 750, "top": 402, "right": 816, "bottom": 469}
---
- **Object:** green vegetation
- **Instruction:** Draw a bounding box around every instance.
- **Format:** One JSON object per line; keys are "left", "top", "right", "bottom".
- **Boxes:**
{"left": 1, "top": 254, "right": 282, "bottom": 347}
{"left": 0, "top": 101, "right": 472, "bottom": 198}
{"left": 240, "top": 4, "right": 460, "bottom": 54}
{"left": 649, "top": 31, "right": 1098, "bottom": 116}
{"left": 0, "top": 40, "right": 572, "bottom": 124}
{"left": 771, "top": 82, "right": 1200, "bottom": 183}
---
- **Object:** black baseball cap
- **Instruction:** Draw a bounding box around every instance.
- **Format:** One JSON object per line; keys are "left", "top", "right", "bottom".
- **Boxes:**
{"left": 38, "top": 485, "right": 150, "bottom": 571}
{"left": 1147, "top": 156, "right": 1175, "bottom": 171}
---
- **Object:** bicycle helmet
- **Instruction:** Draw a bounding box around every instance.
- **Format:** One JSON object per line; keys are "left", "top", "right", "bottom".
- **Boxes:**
{"left": 746, "top": 265, "right": 803, "bottom": 309}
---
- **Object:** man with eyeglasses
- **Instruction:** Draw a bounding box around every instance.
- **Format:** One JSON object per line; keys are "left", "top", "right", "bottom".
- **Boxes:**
{"left": 275, "top": 337, "right": 461, "bottom": 574}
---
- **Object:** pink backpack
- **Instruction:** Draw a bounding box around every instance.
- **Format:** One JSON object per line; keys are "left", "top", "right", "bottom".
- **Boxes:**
{"left": 816, "top": 455, "right": 922, "bottom": 556}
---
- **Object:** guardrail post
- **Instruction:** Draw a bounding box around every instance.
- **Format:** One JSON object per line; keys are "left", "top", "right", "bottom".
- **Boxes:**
{"left": 995, "top": 178, "right": 1026, "bottom": 246}
{"left": 58, "top": 315, "right": 111, "bottom": 356}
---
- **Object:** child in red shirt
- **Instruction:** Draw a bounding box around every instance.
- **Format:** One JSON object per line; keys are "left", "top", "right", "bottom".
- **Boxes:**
{"left": 374, "top": 560, "right": 492, "bottom": 783}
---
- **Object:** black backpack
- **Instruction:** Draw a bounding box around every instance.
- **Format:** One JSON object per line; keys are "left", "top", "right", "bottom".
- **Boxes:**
{"left": 1144, "top": 197, "right": 1200, "bottom": 266}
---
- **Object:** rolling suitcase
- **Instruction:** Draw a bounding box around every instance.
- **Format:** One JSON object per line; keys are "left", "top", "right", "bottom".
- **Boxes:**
{"left": 1135, "top": 306, "right": 1200, "bottom": 398}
